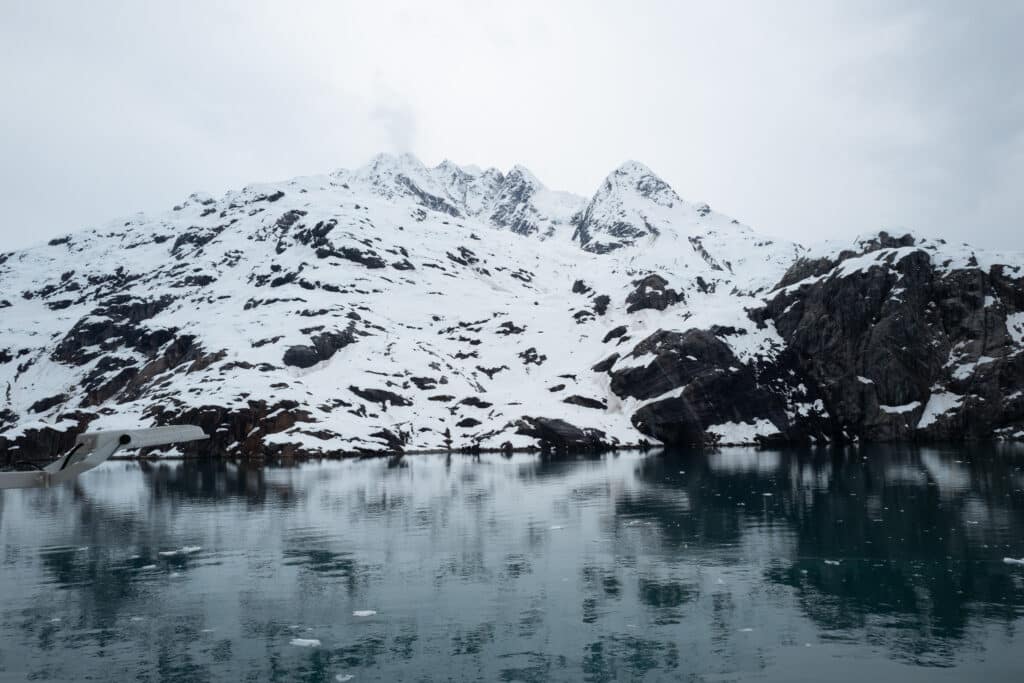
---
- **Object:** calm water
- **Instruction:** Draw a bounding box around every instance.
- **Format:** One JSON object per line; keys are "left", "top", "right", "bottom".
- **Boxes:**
{"left": 2, "top": 445, "right": 1024, "bottom": 682}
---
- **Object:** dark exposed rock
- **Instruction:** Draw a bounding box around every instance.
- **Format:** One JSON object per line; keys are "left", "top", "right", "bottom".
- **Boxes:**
{"left": 611, "top": 328, "right": 789, "bottom": 445}
{"left": 282, "top": 326, "right": 357, "bottom": 368}
{"left": 518, "top": 347, "right": 546, "bottom": 366}
{"left": 460, "top": 396, "right": 493, "bottom": 409}
{"left": 514, "top": 416, "right": 612, "bottom": 453}
{"left": 282, "top": 346, "right": 319, "bottom": 369}
{"left": 592, "top": 294, "right": 610, "bottom": 316}
{"left": 563, "top": 395, "right": 606, "bottom": 410}
{"left": 591, "top": 353, "right": 619, "bottom": 373}
{"left": 0, "top": 412, "right": 96, "bottom": 463}
{"left": 476, "top": 365, "right": 509, "bottom": 379}
{"left": 336, "top": 247, "right": 387, "bottom": 269}
{"left": 497, "top": 321, "right": 526, "bottom": 335}
{"left": 29, "top": 393, "right": 68, "bottom": 414}
{"left": 572, "top": 279, "right": 591, "bottom": 294}
{"left": 625, "top": 274, "right": 683, "bottom": 313}
{"left": 761, "top": 243, "right": 1024, "bottom": 441}
{"left": 52, "top": 295, "right": 177, "bottom": 366}
{"left": 456, "top": 417, "right": 481, "bottom": 428}
{"left": 348, "top": 386, "right": 412, "bottom": 408}
{"left": 603, "top": 325, "right": 627, "bottom": 343}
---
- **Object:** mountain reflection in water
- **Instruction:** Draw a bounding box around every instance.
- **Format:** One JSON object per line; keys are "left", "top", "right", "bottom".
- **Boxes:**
{"left": 1, "top": 445, "right": 1023, "bottom": 682}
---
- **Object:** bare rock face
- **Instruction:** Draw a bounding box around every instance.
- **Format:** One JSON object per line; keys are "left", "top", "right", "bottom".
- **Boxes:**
{"left": 625, "top": 275, "right": 684, "bottom": 313}
{"left": 514, "top": 416, "right": 613, "bottom": 453}
{"left": 609, "top": 329, "right": 789, "bottom": 445}
{"left": 282, "top": 327, "right": 357, "bottom": 369}
{"left": 761, "top": 237, "right": 1024, "bottom": 442}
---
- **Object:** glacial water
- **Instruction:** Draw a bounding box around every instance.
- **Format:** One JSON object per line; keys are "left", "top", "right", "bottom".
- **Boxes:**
{"left": 2, "top": 445, "right": 1024, "bottom": 682}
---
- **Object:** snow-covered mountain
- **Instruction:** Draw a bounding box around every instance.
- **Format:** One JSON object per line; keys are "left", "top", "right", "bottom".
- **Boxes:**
{"left": 2, "top": 154, "right": 1023, "bottom": 459}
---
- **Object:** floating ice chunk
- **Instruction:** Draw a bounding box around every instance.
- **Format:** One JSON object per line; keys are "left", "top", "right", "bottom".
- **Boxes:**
{"left": 336, "top": 676, "right": 354, "bottom": 682}
{"left": 140, "top": 564, "right": 157, "bottom": 570}
{"left": 291, "top": 638, "right": 321, "bottom": 647}
{"left": 158, "top": 546, "right": 202, "bottom": 558}
{"left": 49, "top": 618, "right": 62, "bottom": 623}
{"left": 130, "top": 616, "right": 145, "bottom": 622}
{"left": 824, "top": 560, "right": 841, "bottom": 566}
{"left": 1004, "top": 557, "right": 1024, "bottom": 566}
{"left": 549, "top": 525, "right": 565, "bottom": 530}
{"left": 201, "top": 628, "right": 215, "bottom": 633}
{"left": 739, "top": 628, "right": 754, "bottom": 632}
{"left": 353, "top": 610, "right": 377, "bottom": 617}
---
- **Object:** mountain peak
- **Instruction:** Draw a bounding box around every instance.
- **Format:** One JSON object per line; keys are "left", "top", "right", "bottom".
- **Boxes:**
{"left": 571, "top": 161, "right": 683, "bottom": 253}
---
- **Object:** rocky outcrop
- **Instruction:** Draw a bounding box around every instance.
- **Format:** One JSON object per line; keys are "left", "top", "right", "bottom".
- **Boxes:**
{"left": 761, "top": 237, "right": 1024, "bottom": 442}
{"left": 625, "top": 274, "right": 684, "bottom": 313}
{"left": 607, "top": 329, "right": 793, "bottom": 445}
{"left": 282, "top": 327, "right": 357, "bottom": 369}
{"left": 514, "top": 417, "right": 614, "bottom": 453}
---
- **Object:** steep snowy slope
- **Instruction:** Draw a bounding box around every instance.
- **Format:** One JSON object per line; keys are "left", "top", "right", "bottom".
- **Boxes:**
{"left": 1, "top": 155, "right": 1022, "bottom": 459}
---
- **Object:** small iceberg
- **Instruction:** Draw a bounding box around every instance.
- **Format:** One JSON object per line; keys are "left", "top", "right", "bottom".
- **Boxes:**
{"left": 352, "top": 610, "right": 377, "bottom": 617}
{"left": 824, "top": 560, "right": 841, "bottom": 566}
{"left": 549, "top": 525, "right": 565, "bottom": 530}
{"left": 158, "top": 546, "right": 202, "bottom": 558}
{"left": 290, "top": 638, "right": 321, "bottom": 648}
{"left": 1004, "top": 557, "right": 1024, "bottom": 566}
{"left": 336, "top": 676, "right": 354, "bottom": 682}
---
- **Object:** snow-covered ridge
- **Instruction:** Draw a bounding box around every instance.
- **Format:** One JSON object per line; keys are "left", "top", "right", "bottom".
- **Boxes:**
{"left": 1, "top": 154, "right": 1022, "bottom": 458}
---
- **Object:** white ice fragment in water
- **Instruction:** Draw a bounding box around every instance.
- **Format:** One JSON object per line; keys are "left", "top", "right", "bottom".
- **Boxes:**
{"left": 1004, "top": 557, "right": 1024, "bottom": 566}
{"left": 290, "top": 638, "right": 321, "bottom": 647}
{"left": 824, "top": 560, "right": 841, "bottom": 566}
{"left": 140, "top": 564, "right": 157, "bottom": 570}
{"left": 130, "top": 616, "right": 145, "bottom": 622}
{"left": 201, "top": 628, "right": 215, "bottom": 633}
{"left": 549, "top": 525, "right": 565, "bottom": 530}
{"left": 158, "top": 546, "right": 202, "bottom": 558}
{"left": 336, "top": 676, "right": 355, "bottom": 682}
{"left": 169, "top": 572, "right": 181, "bottom": 578}
{"left": 353, "top": 610, "right": 377, "bottom": 617}
{"left": 762, "top": 493, "right": 772, "bottom": 496}
{"left": 49, "top": 618, "right": 62, "bottom": 623}
{"left": 739, "top": 628, "right": 754, "bottom": 632}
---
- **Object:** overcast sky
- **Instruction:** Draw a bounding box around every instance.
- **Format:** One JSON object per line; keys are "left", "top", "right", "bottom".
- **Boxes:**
{"left": 1, "top": 1, "right": 1021, "bottom": 251}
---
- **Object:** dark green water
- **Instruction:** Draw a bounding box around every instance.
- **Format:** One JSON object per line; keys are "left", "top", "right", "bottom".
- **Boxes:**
{"left": 2, "top": 445, "right": 1024, "bottom": 682}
